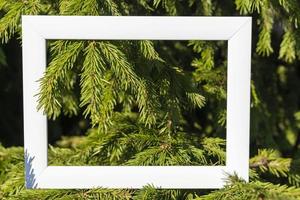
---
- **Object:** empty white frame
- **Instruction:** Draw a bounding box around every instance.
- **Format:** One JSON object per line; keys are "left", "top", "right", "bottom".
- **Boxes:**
{"left": 22, "top": 16, "right": 252, "bottom": 189}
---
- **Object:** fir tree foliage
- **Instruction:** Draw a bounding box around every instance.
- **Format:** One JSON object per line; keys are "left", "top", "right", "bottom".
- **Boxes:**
{"left": 196, "top": 176, "right": 300, "bottom": 200}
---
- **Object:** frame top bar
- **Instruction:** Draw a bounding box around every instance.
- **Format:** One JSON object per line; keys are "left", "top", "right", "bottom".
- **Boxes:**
{"left": 22, "top": 16, "right": 251, "bottom": 40}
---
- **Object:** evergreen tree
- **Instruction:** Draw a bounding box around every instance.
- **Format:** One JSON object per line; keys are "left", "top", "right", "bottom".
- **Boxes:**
{"left": 1, "top": 0, "right": 300, "bottom": 199}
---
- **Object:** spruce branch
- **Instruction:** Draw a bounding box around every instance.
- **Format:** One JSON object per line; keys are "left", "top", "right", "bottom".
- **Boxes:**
{"left": 235, "top": 0, "right": 274, "bottom": 56}
{"left": 37, "top": 41, "right": 84, "bottom": 119}
{"left": 186, "top": 92, "right": 206, "bottom": 109}
{"left": 80, "top": 41, "right": 116, "bottom": 130}
{"left": 0, "top": 0, "right": 50, "bottom": 43}
{"left": 250, "top": 149, "right": 300, "bottom": 187}
{"left": 202, "top": 137, "right": 226, "bottom": 165}
{"left": 133, "top": 185, "right": 186, "bottom": 200}
{"left": 0, "top": 2, "right": 23, "bottom": 43}
{"left": 59, "top": 0, "right": 99, "bottom": 15}
{"left": 256, "top": 18, "right": 274, "bottom": 56}
{"left": 102, "top": 0, "right": 121, "bottom": 16}
{"left": 98, "top": 41, "right": 159, "bottom": 127}
{"left": 250, "top": 149, "right": 290, "bottom": 177}
{"left": 153, "top": 0, "right": 177, "bottom": 15}
{"left": 235, "top": 0, "right": 251, "bottom": 14}
{"left": 279, "top": 30, "right": 296, "bottom": 63}
{"left": 196, "top": 178, "right": 300, "bottom": 200}
{"left": 139, "top": 40, "right": 164, "bottom": 62}
{"left": 200, "top": 0, "right": 213, "bottom": 16}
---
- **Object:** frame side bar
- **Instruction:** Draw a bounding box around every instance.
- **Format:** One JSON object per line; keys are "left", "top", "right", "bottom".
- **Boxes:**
{"left": 22, "top": 17, "right": 48, "bottom": 188}
{"left": 226, "top": 19, "right": 252, "bottom": 181}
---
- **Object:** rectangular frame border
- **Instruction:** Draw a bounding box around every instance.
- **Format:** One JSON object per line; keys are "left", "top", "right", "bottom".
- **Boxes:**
{"left": 22, "top": 16, "right": 252, "bottom": 189}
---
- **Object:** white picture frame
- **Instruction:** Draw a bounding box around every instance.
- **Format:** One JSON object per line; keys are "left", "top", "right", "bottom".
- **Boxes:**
{"left": 22, "top": 16, "right": 252, "bottom": 189}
